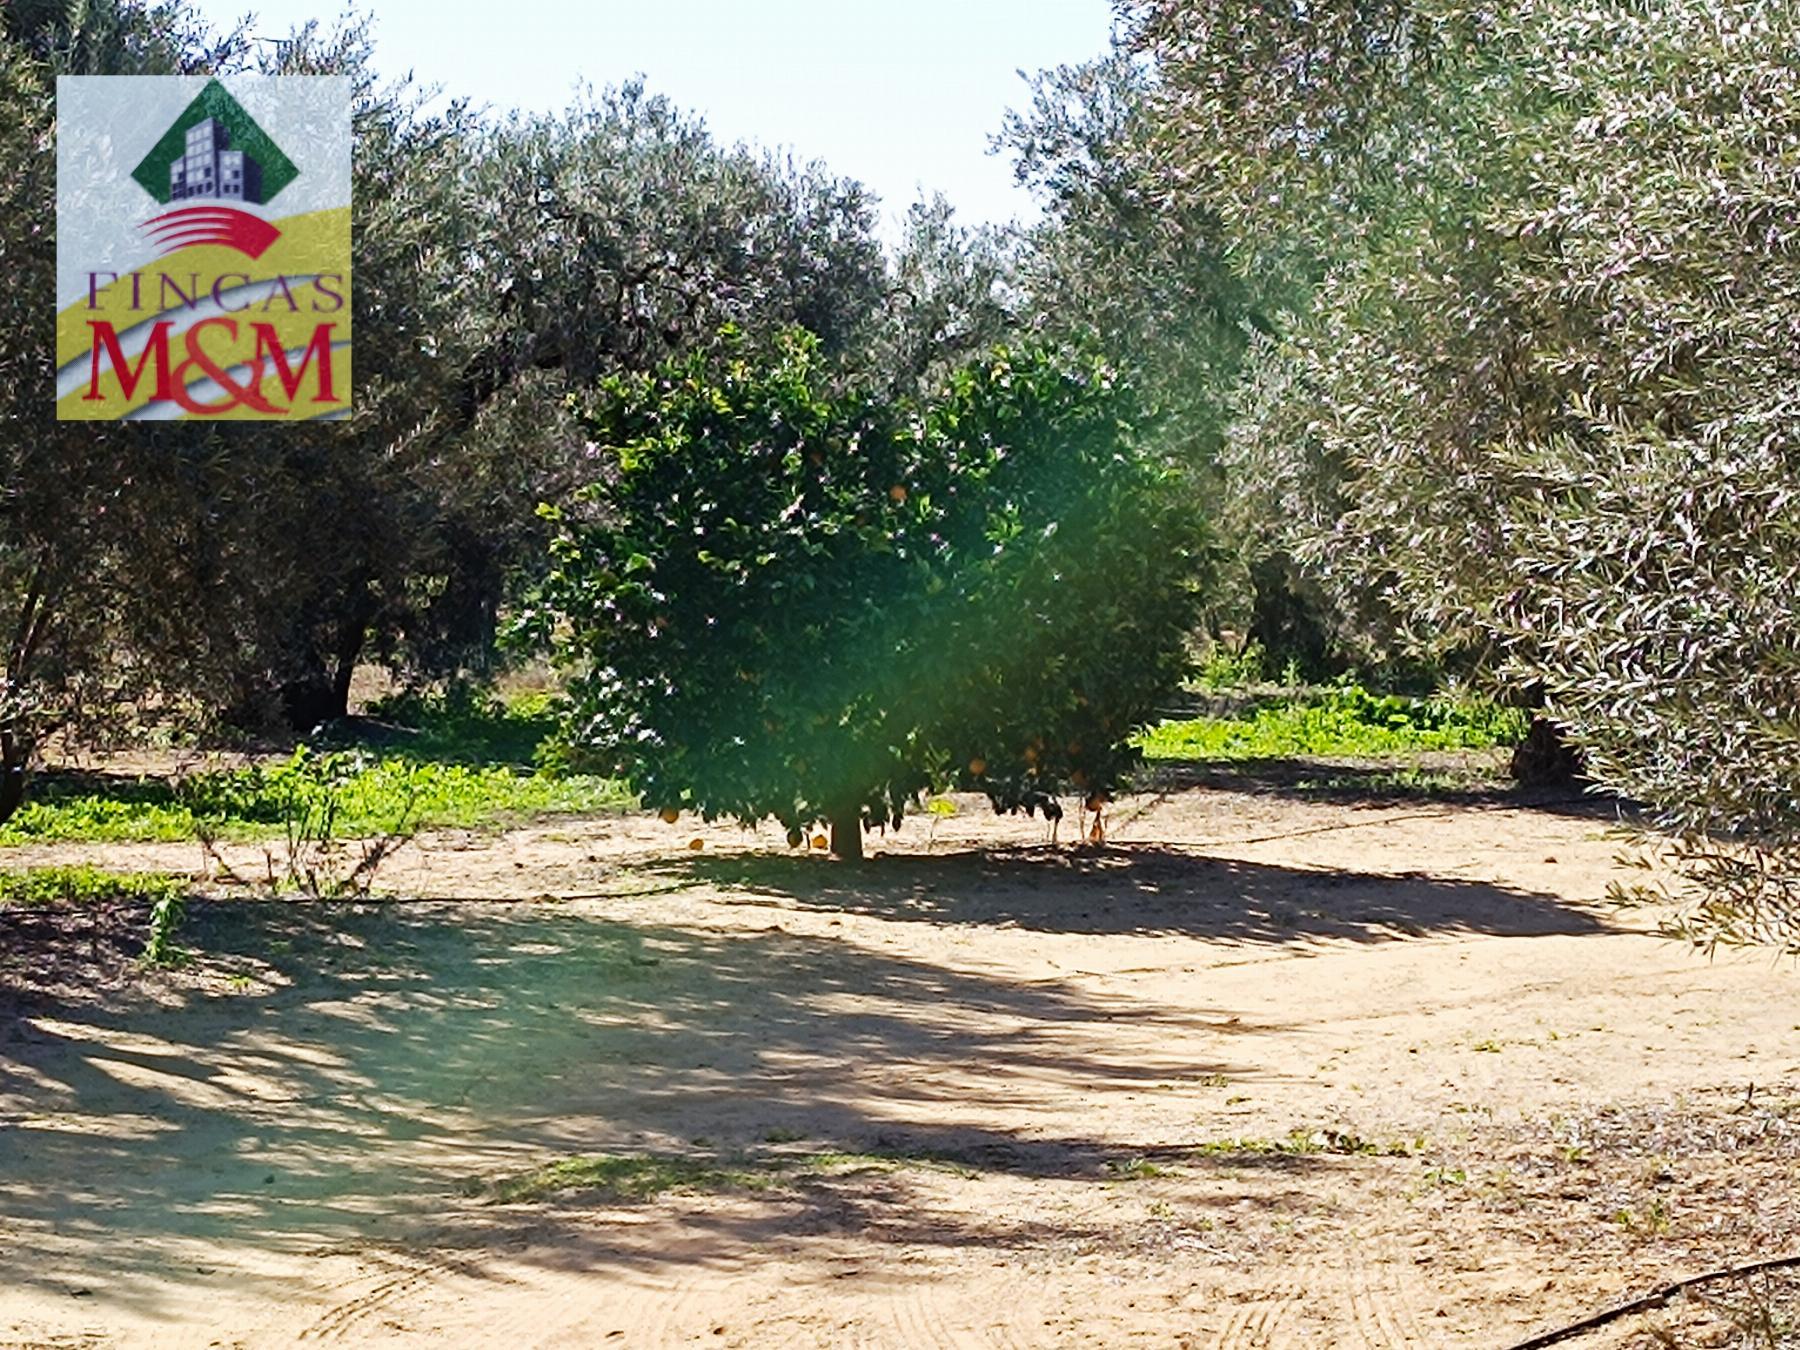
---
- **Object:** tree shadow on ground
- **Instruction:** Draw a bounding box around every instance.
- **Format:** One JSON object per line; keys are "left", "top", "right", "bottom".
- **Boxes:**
{"left": 648, "top": 843, "right": 1608, "bottom": 943}
{"left": 6, "top": 766, "right": 188, "bottom": 810}
{"left": 1134, "top": 753, "right": 1622, "bottom": 816}
{"left": 0, "top": 894, "right": 1314, "bottom": 1319}
{"left": 0, "top": 836, "right": 1607, "bottom": 1321}
{"left": 0, "top": 899, "right": 157, "bottom": 1001}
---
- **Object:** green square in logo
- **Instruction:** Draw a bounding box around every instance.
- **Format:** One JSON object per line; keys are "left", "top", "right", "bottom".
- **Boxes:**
{"left": 129, "top": 78, "right": 300, "bottom": 205}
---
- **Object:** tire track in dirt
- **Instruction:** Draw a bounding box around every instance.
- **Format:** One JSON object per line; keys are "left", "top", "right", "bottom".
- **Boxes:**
{"left": 888, "top": 1268, "right": 1050, "bottom": 1350}
{"left": 1209, "top": 1256, "right": 1319, "bottom": 1349}
{"left": 396, "top": 1265, "right": 710, "bottom": 1349}
{"left": 889, "top": 1276, "right": 998, "bottom": 1349}
{"left": 592, "top": 1270, "right": 762, "bottom": 1348}
{"left": 295, "top": 1237, "right": 535, "bottom": 1344}
{"left": 297, "top": 1255, "right": 453, "bottom": 1342}
{"left": 1366, "top": 1237, "right": 1441, "bottom": 1346}
{"left": 313, "top": 1261, "right": 760, "bottom": 1347}
{"left": 1209, "top": 1239, "right": 1438, "bottom": 1350}
{"left": 1343, "top": 1258, "right": 1417, "bottom": 1348}
{"left": 1208, "top": 1242, "right": 1441, "bottom": 1350}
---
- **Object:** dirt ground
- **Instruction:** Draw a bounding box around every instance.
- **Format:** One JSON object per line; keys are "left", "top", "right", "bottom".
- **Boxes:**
{"left": 2, "top": 772, "right": 1797, "bottom": 1348}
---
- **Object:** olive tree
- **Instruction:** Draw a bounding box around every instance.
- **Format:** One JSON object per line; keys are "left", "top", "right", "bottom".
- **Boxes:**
{"left": 470, "top": 85, "right": 887, "bottom": 386}
{"left": 1131, "top": 0, "right": 1800, "bottom": 941}
{"left": 1483, "top": 3, "right": 1800, "bottom": 949}
{"left": 876, "top": 194, "right": 1017, "bottom": 392}
{"left": 199, "top": 20, "right": 511, "bottom": 730}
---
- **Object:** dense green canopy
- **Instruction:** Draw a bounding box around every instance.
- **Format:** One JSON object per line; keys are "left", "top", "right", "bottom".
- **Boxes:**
{"left": 529, "top": 333, "right": 1208, "bottom": 856}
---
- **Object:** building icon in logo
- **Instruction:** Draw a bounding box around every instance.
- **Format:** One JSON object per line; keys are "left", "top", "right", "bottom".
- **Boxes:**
{"left": 131, "top": 79, "right": 299, "bottom": 208}
{"left": 169, "top": 117, "right": 264, "bottom": 204}
{"left": 129, "top": 81, "right": 301, "bottom": 257}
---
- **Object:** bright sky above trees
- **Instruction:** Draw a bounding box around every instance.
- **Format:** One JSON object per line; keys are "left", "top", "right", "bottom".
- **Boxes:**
{"left": 194, "top": 0, "right": 1115, "bottom": 243}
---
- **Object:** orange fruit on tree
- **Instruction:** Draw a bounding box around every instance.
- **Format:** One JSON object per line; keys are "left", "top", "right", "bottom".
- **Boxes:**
{"left": 968, "top": 756, "right": 987, "bottom": 776}
{"left": 889, "top": 484, "right": 907, "bottom": 503}
{"left": 810, "top": 833, "right": 829, "bottom": 850}
{"left": 659, "top": 807, "right": 680, "bottom": 824}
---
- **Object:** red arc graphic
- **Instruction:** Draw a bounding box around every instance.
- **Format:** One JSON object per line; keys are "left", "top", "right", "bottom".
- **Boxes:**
{"left": 140, "top": 206, "right": 282, "bottom": 260}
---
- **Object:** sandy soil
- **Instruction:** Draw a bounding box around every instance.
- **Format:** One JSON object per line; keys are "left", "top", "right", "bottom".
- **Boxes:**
{"left": 2, "top": 779, "right": 1797, "bottom": 1348}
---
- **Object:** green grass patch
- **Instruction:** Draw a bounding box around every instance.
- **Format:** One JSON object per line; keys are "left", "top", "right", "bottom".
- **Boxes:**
{"left": 1190, "top": 1128, "right": 1425, "bottom": 1158}
{"left": 479, "top": 1148, "right": 976, "bottom": 1204}
{"left": 1104, "top": 1156, "right": 1170, "bottom": 1180}
{"left": 0, "top": 865, "right": 186, "bottom": 908}
{"left": 1193, "top": 640, "right": 1282, "bottom": 690}
{"left": 361, "top": 686, "right": 564, "bottom": 767}
{"left": 1139, "top": 684, "right": 1527, "bottom": 762}
{"left": 485, "top": 1154, "right": 775, "bottom": 1204}
{"left": 0, "top": 749, "right": 634, "bottom": 847}
{"left": 1288, "top": 765, "right": 1497, "bottom": 795}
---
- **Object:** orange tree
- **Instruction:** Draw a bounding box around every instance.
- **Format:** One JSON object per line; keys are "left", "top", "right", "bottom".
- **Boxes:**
{"left": 526, "top": 330, "right": 1206, "bottom": 858}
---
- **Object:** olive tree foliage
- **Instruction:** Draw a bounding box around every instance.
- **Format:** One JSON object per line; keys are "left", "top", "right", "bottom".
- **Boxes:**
{"left": 0, "top": 5, "right": 502, "bottom": 780}
{"left": 1001, "top": 49, "right": 1263, "bottom": 426}
{"left": 1, "top": 0, "right": 241, "bottom": 70}
{"left": 0, "top": 25, "right": 80, "bottom": 823}
{"left": 468, "top": 85, "right": 888, "bottom": 389}
{"left": 137, "top": 21, "right": 486, "bottom": 734}
{"left": 1489, "top": 5, "right": 1800, "bottom": 951}
{"left": 528, "top": 332, "right": 1208, "bottom": 860}
{"left": 1106, "top": 2, "right": 1492, "bottom": 676}
{"left": 997, "top": 47, "right": 1348, "bottom": 671}
{"left": 186, "top": 20, "right": 507, "bottom": 732}
{"left": 1131, "top": 0, "right": 1800, "bottom": 945}
{"left": 875, "top": 194, "right": 1017, "bottom": 392}
{"left": 1129, "top": 0, "right": 1553, "bottom": 673}
{"left": 2, "top": 9, "right": 535, "bottom": 783}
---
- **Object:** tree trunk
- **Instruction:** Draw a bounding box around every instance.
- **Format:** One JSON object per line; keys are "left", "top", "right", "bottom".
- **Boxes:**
{"left": 328, "top": 615, "right": 366, "bottom": 725}
{"left": 1510, "top": 716, "right": 1585, "bottom": 787}
{"left": 0, "top": 727, "right": 26, "bottom": 828}
{"left": 278, "top": 589, "right": 374, "bottom": 734}
{"left": 278, "top": 669, "right": 340, "bottom": 735}
{"left": 829, "top": 807, "right": 864, "bottom": 862}
{"left": 4, "top": 561, "right": 50, "bottom": 826}
{"left": 327, "top": 582, "right": 380, "bottom": 723}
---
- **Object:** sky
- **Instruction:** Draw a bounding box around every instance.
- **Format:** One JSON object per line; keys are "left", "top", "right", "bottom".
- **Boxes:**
{"left": 190, "top": 0, "right": 1118, "bottom": 243}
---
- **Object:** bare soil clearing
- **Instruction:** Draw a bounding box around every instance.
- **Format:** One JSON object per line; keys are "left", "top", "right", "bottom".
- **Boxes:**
{"left": 3, "top": 781, "right": 1796, "bottom": 1347}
